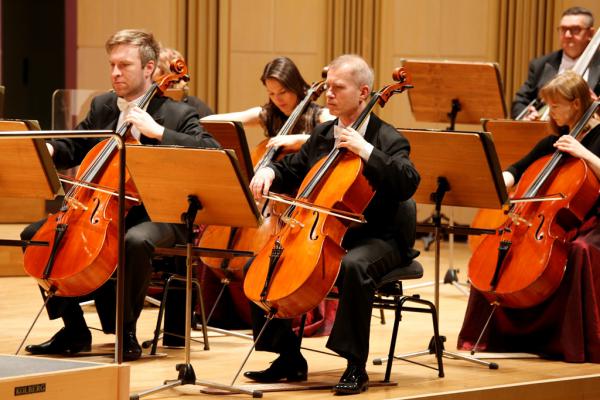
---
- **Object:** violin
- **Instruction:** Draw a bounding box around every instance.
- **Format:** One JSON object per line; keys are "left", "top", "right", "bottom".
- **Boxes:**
{"left": 198, "top": 76, "right": 328, "bottom": 282}
{"left": 243, "top": 68, "right": 412, "bottom": 318}
{"left": 23, "top": 60, "right": 189, "bottom": 297}
{"left": 468, "top": 101, "right": 600, "bottom": 308}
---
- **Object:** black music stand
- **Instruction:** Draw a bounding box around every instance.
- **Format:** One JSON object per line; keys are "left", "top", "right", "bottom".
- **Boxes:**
{"left": 125, "top": 145, "right": 263, "bottom": 399}
{"left": 402, "top": 59, "right": 506, "bottom": 292}
{"left": 398, "top": 128, "right": 507, "bottom": 369}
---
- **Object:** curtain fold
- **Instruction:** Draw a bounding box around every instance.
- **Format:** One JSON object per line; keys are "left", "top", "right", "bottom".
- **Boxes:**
{"left": 327, "top": 0, "right": 377, "bottom": 68}
{"left": 184, "top": 0, "right": 219, "bottom": 110}
{"left": 497, "top": 0, "right": 556, "bottom": 111}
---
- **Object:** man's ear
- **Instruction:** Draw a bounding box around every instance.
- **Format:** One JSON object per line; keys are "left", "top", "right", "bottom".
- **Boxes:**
{"left": 144, "top": 60, "right": 156, "bottom": 78}
{"left": 359, "top": 84, "right": 370, "bottom": 101}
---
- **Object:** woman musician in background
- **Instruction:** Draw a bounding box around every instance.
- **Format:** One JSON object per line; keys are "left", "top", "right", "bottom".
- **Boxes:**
{"left": 202, "top": 56, "right": 332, "bottom": 151}
{"left": 459, "top": 70, "right": 600, "bottom": 362}
{"left": 198, "top": 56, "right": 335, "bottom": 332}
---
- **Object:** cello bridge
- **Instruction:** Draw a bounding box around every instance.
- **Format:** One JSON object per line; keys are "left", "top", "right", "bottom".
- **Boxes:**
{"left": 280, "top": 215, "right": 305, "bottom": 228}
{"left": 507, "top": 212, "right": 531, "bottom": 227}
{"left": 65, "top": 197, "right": 89, "bottom": 211}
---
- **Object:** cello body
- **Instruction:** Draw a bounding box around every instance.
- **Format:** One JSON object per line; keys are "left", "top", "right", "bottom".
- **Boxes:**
{"left": 468, "top": 155, "right": 600, "bottom": 308}
{"left": 23, "top": 137, "right": 139, "bottom": 296}
{"left": 198, "top": 80, "right": 327, "bottom": 281}
{"left": 243, "top": 151, "right": 374, "bottom": 318}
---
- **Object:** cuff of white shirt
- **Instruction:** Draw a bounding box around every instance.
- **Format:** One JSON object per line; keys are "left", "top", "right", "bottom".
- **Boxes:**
{"left": 359, "top": 142, "right": 374, "bottom": 161}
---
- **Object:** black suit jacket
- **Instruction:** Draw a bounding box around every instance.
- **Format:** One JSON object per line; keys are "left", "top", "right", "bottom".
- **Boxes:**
{"left": 511, "top": 50, "right": 600, "bottom": 118}
{"left": 51, "top": 91, "right": 219, "bottom": 170}
{"left": 269, "top": 114, "right": 421, "bottom": 259}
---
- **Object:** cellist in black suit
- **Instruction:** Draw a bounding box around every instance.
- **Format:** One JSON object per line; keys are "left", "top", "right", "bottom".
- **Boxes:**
{"left": 245, "top": 54, "right": 420, "bottom": 395}
{"left": 22, "top": 29, "right": 219, "bottom": 361}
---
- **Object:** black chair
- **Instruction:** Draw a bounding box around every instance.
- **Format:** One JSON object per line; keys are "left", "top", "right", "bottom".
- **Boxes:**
{"left": 143, "top": 251, "right": 206, "bottom": 355}
{"left": 371, "top": 259, "right": 445, "bottom": 381}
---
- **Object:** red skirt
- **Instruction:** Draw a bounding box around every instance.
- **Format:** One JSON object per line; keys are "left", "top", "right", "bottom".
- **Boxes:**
{"left": 458, "top": 213, "right": 600, "bottom": 362}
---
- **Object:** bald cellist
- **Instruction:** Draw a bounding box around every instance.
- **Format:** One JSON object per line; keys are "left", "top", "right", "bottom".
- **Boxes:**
{"left": 244, "top": 54, "right": 420, "bottom": 395}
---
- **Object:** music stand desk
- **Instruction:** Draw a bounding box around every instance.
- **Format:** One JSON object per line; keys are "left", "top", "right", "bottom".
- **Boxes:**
{"left": 402, "top": 59, "right": 506, "bottom": 128}
{"left": 482, "top": 119, "right": 552, "bottom": 170}
{"left": 201, "top": 120, "right": 254, "bottom": 184}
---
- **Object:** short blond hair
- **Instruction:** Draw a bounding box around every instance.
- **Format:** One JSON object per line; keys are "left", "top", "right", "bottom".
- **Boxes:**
{"left": 105, "top": 29, "right": 159, "bottom": 68}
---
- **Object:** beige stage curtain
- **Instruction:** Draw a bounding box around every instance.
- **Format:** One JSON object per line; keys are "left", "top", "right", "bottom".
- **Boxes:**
{"left": 326, "top": 0, "right": 380, "bottom": 81}
{"left": 183, "top": 0, "right": 219, "bottom": 109}
{"left": 498, "top": 0, "right": 557, "bottom": 111}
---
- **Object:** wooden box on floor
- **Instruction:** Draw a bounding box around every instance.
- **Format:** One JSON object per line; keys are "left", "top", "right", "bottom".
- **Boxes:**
{"left": 0, "top": 355, "right": 129, "bottom": 400}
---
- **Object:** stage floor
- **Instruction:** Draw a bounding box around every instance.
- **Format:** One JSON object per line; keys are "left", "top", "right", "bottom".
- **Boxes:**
{"left": 2, "top": 226, "right": 600, "bottom": 399}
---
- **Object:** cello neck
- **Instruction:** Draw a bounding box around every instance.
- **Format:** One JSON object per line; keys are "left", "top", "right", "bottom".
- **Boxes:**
{"left": 572, "top": 29, "right": 600, "bottom": 77}
{"left": 523, "top": 101, "right": 600, "bottom": 199}
{"left": 255, "top": 80, "right": 326, "bottom": 171}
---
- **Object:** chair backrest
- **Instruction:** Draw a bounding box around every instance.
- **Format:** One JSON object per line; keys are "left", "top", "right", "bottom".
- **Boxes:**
{"left": 393, "top": 198, "right": 419, "bottom": 263}
{"left": 51, "top": 89, "right": 104, "bottom": 130}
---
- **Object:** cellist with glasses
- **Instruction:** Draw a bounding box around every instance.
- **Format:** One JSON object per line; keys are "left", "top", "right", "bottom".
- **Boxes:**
{"left": 512, "top": 6, "right": 600, "bottom": 120}
{"left": 460, "top": 70, "right": 600, "bottom": 362}
{"left": 244, "top": 54, "right": 420, "bottom": 395}
{"left": 21, "top": 29, "right": 219, "bottom": 361}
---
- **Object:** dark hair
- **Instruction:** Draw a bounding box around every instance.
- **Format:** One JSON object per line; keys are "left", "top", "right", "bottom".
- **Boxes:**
{"left": 105, "top": 29, "right": 160, "bottom": 69}
{"left": 562, "top": 6, "right": 594, "bottom": 27}
{"left": 258, "top": 57, "right": 320, "bottom": 137}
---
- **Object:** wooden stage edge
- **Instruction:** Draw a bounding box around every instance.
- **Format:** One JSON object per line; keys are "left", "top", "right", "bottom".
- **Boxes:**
{"left": 197, "top": 372, "right": 600, "bottom": 399}
{"left": 0, "top": 355, "right": 129, "bottom": 400}
{"left": 393, "top": 373, "right": 600, "bottom": 400}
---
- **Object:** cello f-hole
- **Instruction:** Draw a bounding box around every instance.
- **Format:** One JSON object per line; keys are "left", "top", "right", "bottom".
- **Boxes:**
{"left": 90, "top": 197, "right": 101, "bottom": 224}
{"left": 534, "top": 214, "right": 545, "bottom": 240}
{"left": 309, "top": 211, "right": 320, "bottom": 240}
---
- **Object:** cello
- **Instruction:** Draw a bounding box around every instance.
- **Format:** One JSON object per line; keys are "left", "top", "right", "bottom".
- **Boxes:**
{"left": 243, "top": 68, "right": 412, "bottom": 318}
{"left": 468, "top": 101, "right": 600, "bottom": 308}
{"left": 198, "top": 76, "right": 328, "bottom": 281}
{"left": 23, "top": 60, "right": 190, "bottom": 297}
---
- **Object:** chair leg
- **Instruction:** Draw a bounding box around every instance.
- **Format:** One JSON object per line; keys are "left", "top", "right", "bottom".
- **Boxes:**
{"left": 402, "top": 296, "right": 445, "bottom": 378}
{"left": 384, "top": 297, "right": 403, "bottom": 382}
{"left": 149, "top": 275, "right": 174, "bottom": 355}
{"left": 429, "top": 301, "right": 445, "bottom": 377}
{"left": 163, "top": 275, "right": 209, "bottom": 350}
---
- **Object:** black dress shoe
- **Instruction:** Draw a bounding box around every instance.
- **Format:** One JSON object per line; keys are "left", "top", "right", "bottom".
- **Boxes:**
{"left": 244, "top": 353, "right": 308, "bottom": 383}
{"left": 25, "top": 327, "right": 91, "bottom": 355}
{"left": 333, "top": 365, "right": 369, "bottom": 395}
{"left": 123, "top": 332, "right": 142, "bottom": 361}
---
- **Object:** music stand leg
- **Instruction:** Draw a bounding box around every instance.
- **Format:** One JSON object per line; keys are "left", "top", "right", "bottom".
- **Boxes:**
{"left": 15, "top": 288, "right": 55, "bottom": 355}
{"left": 130, "top": 196, "right": 261, "bottom": 399}
{"left": 192, "top": 277, "right": 256, "bottom": 341}
{"left": 397, "top": 178, "right": 499, "bottom": 370}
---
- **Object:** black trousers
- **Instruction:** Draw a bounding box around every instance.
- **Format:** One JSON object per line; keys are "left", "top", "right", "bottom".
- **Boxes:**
{"left": 22, "top": 210, "right": 185, "bottom": 334}
{"left": 250, "top": 236, "right": 404, "bottom": 365}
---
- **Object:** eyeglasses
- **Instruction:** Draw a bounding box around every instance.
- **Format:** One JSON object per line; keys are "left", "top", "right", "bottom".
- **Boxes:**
{"left": 557, "top": 25, "right": 589, "bottom": 36}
